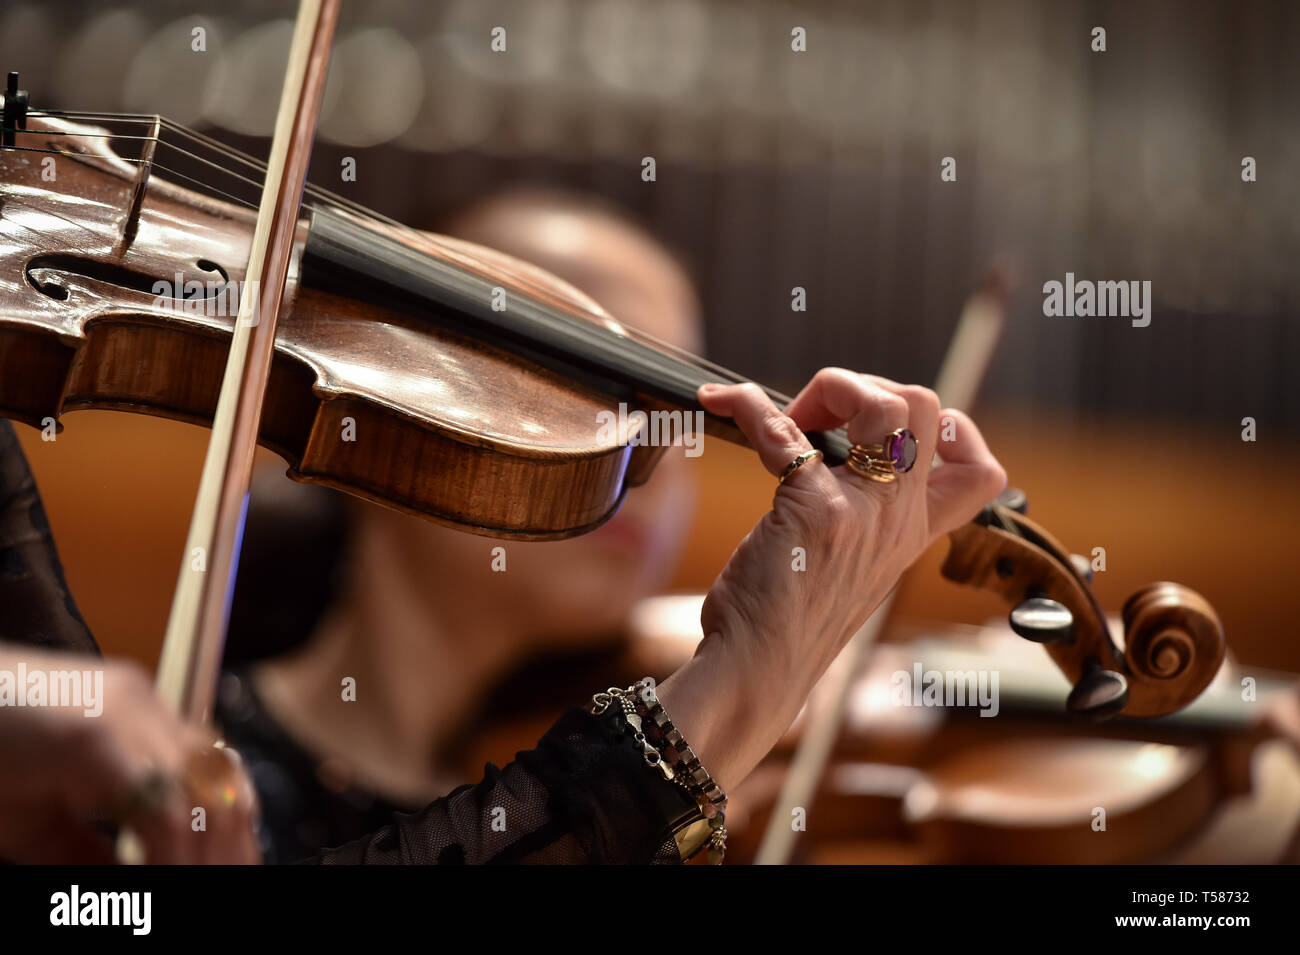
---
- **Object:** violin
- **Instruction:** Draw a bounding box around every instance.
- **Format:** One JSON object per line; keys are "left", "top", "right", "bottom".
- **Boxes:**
{"left": 779, "top": 643, "right": 1298, "bottom": 865}
{"left": 0, "top": 0, "right": 1226, "bottom": 822}
{"left": 609, "top": 595, "right": 1296, "bottom": 865}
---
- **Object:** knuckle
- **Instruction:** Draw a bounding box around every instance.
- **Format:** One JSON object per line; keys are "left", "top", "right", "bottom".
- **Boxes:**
{"left": 817, "top": 366, "right": 855, "bottom": 386}
{"left": 759, "top": 410, "right": 802, "bottom": 448}
{"left": 903, "top": 385, "right": 941, "bottom": 418}
{"left": 880, "top": 392, "right": 910, "bottom": 421}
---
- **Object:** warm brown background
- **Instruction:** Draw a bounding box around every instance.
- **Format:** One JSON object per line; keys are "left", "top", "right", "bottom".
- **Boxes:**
{"left": 17, "top": 404, "right": 1297, "bottom": 675}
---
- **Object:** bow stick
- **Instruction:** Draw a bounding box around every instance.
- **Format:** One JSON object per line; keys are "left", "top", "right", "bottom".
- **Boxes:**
{"left": 156, "top": 0, "right": 340, "bottom": 721}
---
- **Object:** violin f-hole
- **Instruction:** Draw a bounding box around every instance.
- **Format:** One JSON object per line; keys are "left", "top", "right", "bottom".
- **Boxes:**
{"left": 25, "top": 253, "right": 232, "bottom": 307}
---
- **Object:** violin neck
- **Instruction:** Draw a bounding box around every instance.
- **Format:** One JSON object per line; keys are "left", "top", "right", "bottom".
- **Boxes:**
{"left": 301, "top": 206, "right": 852, "bottom": 464}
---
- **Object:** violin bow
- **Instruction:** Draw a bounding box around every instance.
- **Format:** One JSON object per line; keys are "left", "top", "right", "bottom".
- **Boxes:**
{"left": 156, "top": 0, "right": 340, "bottom": 722}
{"left": 754, "top": 272, "right": 1009, "bottom": 865}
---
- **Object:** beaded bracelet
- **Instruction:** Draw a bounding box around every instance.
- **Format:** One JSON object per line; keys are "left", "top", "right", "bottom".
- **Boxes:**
{"left": 590, "top": 679, "right": 728, "bottom": 864}
{"left": 631, "top": 678, "right": 727, "bottom": 814}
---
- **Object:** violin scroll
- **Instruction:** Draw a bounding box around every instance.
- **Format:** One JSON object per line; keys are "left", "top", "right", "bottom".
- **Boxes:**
{"left": 1120, "top": 582, "right": 1225, "bottom": 709}
{"left": 941, "top": 490, "right": 1225, "bottom": 719}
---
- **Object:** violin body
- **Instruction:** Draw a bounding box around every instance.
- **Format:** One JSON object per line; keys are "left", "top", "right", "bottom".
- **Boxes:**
{"left": 0, "top": 116, "right": 661, "bottom": 540}
{"left": 750, "top": 720, "right": 1273, "bottom": 865}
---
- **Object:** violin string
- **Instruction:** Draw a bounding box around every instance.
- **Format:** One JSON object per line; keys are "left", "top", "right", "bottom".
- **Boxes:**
{"left": 147, "top": 118, "right": 776, "bottom": 399}
{"left": 22, "top": 112, "right": 695, "bottom": 330}
{"left": 13, "top": 114, "right": 771, "bottom": 398}
{"left": 12, "top": 152, "right": 779, "bottom": 409}
{"left": 5, "top": 142, "right": 267, "bottom": 216}
{"left": 147, "top": 160, "right": 264, "bottom": 213}
{"left": 25, "top": 109, "right": 160, "bottom": 121}
{"left": 6, "top": 113, "right": 788, "bottom": 405}
{"left": 146, "top": 119, "right": 782, "bottom": 402}
{"left": 10, "top": 128, "right": 163, "bottom": 144}
{"left": 22, "top": 111, "right": 416, "bottom": 226}
{"left": 160, "top": 119, "right": 667, "bottom": 326}
{"left": 19, "top": 130, "right": 282, "bottom": 216}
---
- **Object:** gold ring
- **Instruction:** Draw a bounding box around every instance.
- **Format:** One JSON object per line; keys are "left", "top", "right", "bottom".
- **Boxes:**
{"left": 846, "top": 428, "right": 918, "bottom": 484}
{"left": 119, "top": 768, "right": 176, "bottom": 819}
{"left": 778, "top": 448, "right": 823, "bottom": 485}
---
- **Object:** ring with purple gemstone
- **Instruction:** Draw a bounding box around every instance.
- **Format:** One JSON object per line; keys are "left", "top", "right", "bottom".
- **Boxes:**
{"left": 846, "top": 428, "right": 917, "bottom": 483}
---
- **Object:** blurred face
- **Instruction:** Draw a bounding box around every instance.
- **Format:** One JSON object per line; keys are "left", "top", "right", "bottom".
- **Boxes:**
{"left": 358, "top": 200, "right": 703, "bottom": 644}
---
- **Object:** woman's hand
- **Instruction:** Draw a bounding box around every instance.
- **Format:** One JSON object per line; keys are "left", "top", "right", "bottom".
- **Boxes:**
{"left": 0, "top": 645, "right": 261, "bottom": 864}
{"left": 658, "top": 368, "right": 1006, "bottom": 790}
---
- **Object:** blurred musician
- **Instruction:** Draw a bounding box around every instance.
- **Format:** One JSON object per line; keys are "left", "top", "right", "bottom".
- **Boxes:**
{"left": 215, "top": 189, "right": 708, "bottom": 862}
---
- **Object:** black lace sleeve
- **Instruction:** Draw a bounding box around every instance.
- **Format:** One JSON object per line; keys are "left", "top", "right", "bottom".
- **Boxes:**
{"left": 309, "top": 706, "right": 698, "bottom": 865}
{"left": 0, "top": 421, "right": 98, "bottom": 655}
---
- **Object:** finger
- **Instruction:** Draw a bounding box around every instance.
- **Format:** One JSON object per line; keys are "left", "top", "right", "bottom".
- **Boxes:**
{"left": 783, "top": 369, "right": 911, "bottom": 446}
{"left": 101, "top": 720, "right": 194, "bottom": 864}
{"left": 5, "top": 718, "right": 169, "bottom": 863}
{"left": 183, "top": 741, "right": 260, "bottom": 864}
{"left": 56, "top": 661, "right": 183, "bottom": 816}
{"left": 118, "top": 768, "right": 193, "bottom": 864}
{"left": 698, "top": 383, "right": 819, "bottom": 479}
{"left": 31, "top": 707, "right": 176, "bottom": 827}
{"left": 925, "top": 408, "right": 1007, "bottom": 534}
{"left": 859, "top": 376, "right": 942, "bottom": 470}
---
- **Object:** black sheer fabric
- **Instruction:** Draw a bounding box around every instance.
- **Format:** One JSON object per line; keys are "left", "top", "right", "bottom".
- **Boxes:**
{"left": 214, "top": 670, "right": 405, "bottom": 864}
{"left": 311, "top": 706, "right": 693, "bottom": 865}
{"left": 215, "top": 665, "right": 693, "bottom": 865}
{"left": 215, "top": 637, "right": 660, "bottom": 864}
{"left": 0, "top": 422, "right": 693, "bottom": 865}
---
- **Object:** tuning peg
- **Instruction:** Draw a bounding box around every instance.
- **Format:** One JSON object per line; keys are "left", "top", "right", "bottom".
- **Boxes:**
{"left": 2, "top": 72, "right": 29, "bottom": 149}
{"left": 1066, "top": 665, "right": 1129, "bottom": 720}
{"left": 1009, "top": 597, "right": 1073, "bottom": 644}
{"left": 996, "top": 487, "right": 1028, "bottom": 514}
{"left": 1069, "top": 553, "right": 1094, "bottom": 582}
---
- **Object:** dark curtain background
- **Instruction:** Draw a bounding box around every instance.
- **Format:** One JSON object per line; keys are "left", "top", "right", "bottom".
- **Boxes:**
{"left": 3, "top": 0, "right": 1296, "bottom": 429}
